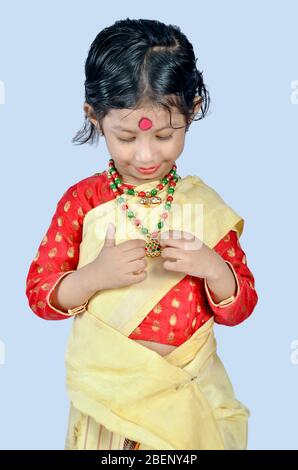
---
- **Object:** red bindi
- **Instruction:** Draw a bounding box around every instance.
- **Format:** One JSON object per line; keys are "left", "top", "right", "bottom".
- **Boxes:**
{"left": 138, "top": 117, "right": 153, "bottom": 131}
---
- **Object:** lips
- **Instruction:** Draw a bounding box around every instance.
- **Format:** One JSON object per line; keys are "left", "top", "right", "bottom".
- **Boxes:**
{"left": 136, "top": 164, "right": 161, "bottom": 174}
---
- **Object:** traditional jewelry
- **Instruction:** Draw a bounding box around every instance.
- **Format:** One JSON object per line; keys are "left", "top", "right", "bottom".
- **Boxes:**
{"left": 67, "top": 300, "right": 89, "bottom": 315}
{"left": 108, "top": 158, "right": 179, "bottom": 207}
{"left": 107, "top": 158, "right": 181, "bottom": 257}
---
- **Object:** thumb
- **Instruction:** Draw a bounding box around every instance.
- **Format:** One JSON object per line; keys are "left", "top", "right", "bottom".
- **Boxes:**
{"left": 104, "top": 222, "right": 116, "bottom": 247}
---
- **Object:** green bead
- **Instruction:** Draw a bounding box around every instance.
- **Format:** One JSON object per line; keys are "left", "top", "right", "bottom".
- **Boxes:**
{"left": 150, "top": 188, "right": 157, "bottom": 196}
{"left": 118, "top": 197, "right": 125, "bottom": 203}
{"left": 157, "top": 221, "right": 164, "bottom": 228}
{"left": 115, "top": 178, "right": 121, "bottom": 184}
{"left": 168, "top": 187, "right": 174, "bottom": 194}
{"left": 127, "top": 211, "right": 134, "bottom": 218}
{"left": 111, "top": 167, "right": 117, "bottom": 173}
{"left": 126, "top": 189, "right": 135, "bottom": 195}
{"left": 161, "top": 178, "right": 168, "bottom": 184}
{"left": 141, "top": 227, "right": 148, "bottom": 234}
{"left": 110, "top": 183, "right": 117, "bottom": 189}
{"left": 165, "top": 202, "right": 171, "bottom": 209}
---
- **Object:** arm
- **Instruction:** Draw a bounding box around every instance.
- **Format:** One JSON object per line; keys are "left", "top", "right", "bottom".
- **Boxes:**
{"left": 204, "top": 229, "right": 258, "bottom": 326}
{"left": 25, "top": 182, "right": 97, "bottom": 320}
{"left": 204, "top": 255, "right": 238, "bottom": 304}
{"left": 46, "top": 263, "right": 100, "bottom": 315}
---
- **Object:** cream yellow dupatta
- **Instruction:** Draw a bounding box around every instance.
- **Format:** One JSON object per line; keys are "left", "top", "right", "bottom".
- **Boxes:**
{"left": 64, "top": 175, "right": 249, "bottom": 450}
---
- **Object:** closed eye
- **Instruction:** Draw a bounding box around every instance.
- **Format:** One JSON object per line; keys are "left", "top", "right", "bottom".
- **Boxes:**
{"left": 157, "top": 135, "right": 173, "bottom": 141}
{"left": 117, "top": 135, "right": 173, "bottom": 143}
{"left": 117, "top": 137, "right": 135, "bottom": 143}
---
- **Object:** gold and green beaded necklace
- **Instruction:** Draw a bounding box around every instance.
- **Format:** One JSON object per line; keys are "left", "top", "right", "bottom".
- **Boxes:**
{"left": 107, "top": 158, "right": 181, "bottom": 257}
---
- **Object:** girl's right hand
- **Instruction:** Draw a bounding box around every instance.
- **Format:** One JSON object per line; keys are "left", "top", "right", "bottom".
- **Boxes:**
{"left": 89, "top": 223, "right": 148, "bottom": 291}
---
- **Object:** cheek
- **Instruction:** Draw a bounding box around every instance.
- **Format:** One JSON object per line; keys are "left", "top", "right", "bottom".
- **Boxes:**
{"left": 113, "top": 157, "right": 131, "bottom": 169}
{"left": 163, "top": 136, "right": 185, "bottom": 156}
{"left": 106, "top": 138, "right": 133, "bottom": 159}
{"left": 176, "top": 134, "right": 186, "bottom": 150}
{"left": 110, "top": 145, "right": 133, "bottom": 167}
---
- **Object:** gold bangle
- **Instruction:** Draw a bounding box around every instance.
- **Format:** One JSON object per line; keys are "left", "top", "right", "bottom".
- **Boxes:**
{"left": 217, "top": 295, "right": 236, "bottom": 306}
{"left": 204, "top": 261, "right": 240, "bottom": 307}
{"left": 67, "top": 300, "right": 88, "bottom": 315}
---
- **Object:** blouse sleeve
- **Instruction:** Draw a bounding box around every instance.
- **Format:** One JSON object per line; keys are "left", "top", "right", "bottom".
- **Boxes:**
{"left": 25, "top": 183, "right": 86, "bottom": 320}
{"left": 203, "top": 229, "right": 258, "bottom": 326}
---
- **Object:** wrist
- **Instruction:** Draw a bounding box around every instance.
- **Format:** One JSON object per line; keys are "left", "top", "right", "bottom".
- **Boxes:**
{"left": 204, "top": 260, "right": 238, "bottom": 305}
{"left": 206, "top": 251, "right": 227, "bottom": 283}
{"left": 76, "top": 262, "right": 102, "bottom": 296}
{"left": 204, "top": 260, "right": 240, "bottom": 307}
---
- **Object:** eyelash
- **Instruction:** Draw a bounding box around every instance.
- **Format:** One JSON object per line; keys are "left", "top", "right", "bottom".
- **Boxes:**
{"left": 118, "top": 135, "right": 173, "bottom": 143}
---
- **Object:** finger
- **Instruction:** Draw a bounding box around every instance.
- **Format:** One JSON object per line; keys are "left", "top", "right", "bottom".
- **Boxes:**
{"left": 160, "top": 229, "right": 183, "bottom": 242}
{"left": 124, "top": 247, "right": 146, "bottom": 261}
{"left": 161, "top": 229, "right": 193, "bottom": 240}
{"left": 160, "top": 238, "right": 191, "bottom": 251}
{"left": 163, "top": 259, "right": 184, "bottom": 272}
{"left": 160, "top": 237, "right": 184, "bottom": 248}
{"left": 104, "top": 223, "right": 116, "bottom": 247}
{"left": 161, "top": 247, "right": 184, "bottom": 260}
{"left": 160, "top": 236, "right": 203, "bottom": 251}
{"left": 122, "top": 239, "right": 146, "bottom": 251}
{"left": 127, "top": 258, "right": 147, "bottom": 274}
{"left": 128, "top": 271, "right": 147, "bottom": 283}
{"left": 161, "top": 230, "right": 197, "bottom": 240}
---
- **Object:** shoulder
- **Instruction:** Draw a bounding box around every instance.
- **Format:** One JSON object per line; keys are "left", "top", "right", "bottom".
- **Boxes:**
{"left": 60, "top": 170, "right": 112, "bottom": 209}
{"left": 186, "top": 174, "right": 225, "bottom": 200}
{"left": 184, "top": 174, "right": 245, "bottom": 239}
{"left": 75, "top": 170, "right": 109, "bottom": 198}
{"left": 180, "top": 174, "right": 232, "bottom": 210}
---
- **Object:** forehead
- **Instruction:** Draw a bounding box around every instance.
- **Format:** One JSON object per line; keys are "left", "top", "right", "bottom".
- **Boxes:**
{"left": 105, "top": 104, "right": 184, "bottom": 130}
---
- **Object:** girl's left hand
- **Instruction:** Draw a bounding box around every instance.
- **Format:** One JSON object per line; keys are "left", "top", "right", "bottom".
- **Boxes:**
{"left": 159, "top": 229, "right": 224, "bottom": 282}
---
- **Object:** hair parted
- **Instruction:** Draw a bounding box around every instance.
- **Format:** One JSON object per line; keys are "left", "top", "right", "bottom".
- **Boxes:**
{"left": 72, "top": 18, "right": 210, "bottom": 146}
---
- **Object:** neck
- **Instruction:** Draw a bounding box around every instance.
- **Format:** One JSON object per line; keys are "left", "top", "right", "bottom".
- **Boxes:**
{"left": 120, "top": 175, "right": 161, "bottom": 187}
{"left": 106, "top": 158, "right": 177, "bottom": 188}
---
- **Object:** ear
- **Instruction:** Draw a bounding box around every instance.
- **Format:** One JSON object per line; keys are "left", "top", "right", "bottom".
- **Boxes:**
{"left": 83, "top": 103, "right": 98, "bottom": 127}
{"left": 192, "top": 96, "right": 203, "bottom": 117}
{"left": 83, "top": 103, "right": 104, "bottom": 135}
{"left": 186, "top": 97, "right": 203, "bottom": 127}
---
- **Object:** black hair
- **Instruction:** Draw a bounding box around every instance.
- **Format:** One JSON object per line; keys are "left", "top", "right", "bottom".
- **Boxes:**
{"left": 72, "top": 18, "right": 210, "bottom": 146}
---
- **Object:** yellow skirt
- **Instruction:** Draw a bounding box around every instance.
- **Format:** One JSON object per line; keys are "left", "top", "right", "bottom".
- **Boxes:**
{"left": 64, "top": 402, "right": 140, "bottom": 450}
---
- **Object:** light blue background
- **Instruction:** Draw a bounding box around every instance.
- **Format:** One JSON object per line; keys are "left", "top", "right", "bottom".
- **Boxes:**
{"left": 0, "top": 0, "right": 297, "bottom": 450}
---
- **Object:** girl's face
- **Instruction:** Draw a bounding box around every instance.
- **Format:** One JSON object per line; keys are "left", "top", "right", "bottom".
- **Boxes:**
{"left": 84, "top": 99, "right": 201, "bottom": 186}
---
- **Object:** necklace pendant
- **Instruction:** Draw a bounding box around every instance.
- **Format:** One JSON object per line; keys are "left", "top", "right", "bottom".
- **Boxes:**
{"left": 145, "top": 236, "right": 161, "bottom": 257}
{"left": 149, "top": 196, "right": 162, "bottom": 205}
{"left": 139, "top": 197, "right": 151, "bottom": 207}
{"left": 139, "top": 196, "right": 162, "bottom": 207}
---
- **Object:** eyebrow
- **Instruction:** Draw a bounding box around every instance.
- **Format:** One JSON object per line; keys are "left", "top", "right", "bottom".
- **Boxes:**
{"left": 112, "top": 124, "right": 172, "bottom": 133}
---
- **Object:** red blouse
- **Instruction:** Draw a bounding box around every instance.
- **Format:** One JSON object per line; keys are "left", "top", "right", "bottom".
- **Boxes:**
{"left": 25, "top": 171, "right": 258, "bottom": 346}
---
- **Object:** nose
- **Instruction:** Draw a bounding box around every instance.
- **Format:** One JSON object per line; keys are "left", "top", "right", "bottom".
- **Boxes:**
{"left": 135, "top": 141, "right": 156, "bottom": 166}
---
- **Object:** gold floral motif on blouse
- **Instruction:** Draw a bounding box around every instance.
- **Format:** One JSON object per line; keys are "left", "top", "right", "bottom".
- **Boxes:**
{"left": 64, "top": 201, "right": 71, "bottom": 212}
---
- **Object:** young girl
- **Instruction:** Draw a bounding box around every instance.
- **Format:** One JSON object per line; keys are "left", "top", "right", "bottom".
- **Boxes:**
{"left": 25, "top": 18, "right": 258, "bottom": 450}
